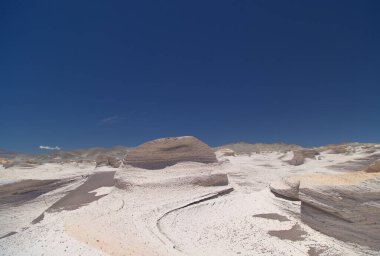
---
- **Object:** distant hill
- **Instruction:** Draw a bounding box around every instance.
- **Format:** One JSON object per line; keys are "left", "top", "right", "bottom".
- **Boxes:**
{"left": 0, "top": 148, "right": 16, "bottom": 157}
{"left": 59, "top": 146, "right": 131, "bottom": 160}
{"left": 0, "top": 146, "right": 131, "bottom": 168}
{"left": 215, "top": 142, "right": 302, "bottom": 154}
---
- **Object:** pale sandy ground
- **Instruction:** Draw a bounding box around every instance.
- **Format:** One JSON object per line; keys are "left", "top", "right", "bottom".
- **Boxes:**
{"left": 0, "top": 145, "right": 379, "bottom": 256}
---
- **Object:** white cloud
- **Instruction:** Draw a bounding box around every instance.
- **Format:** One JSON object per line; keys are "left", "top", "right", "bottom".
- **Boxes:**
{"left": 39, "top": 145, "right": 61, "bottom": 150}
{"left": 98, "top": 115, "right": 124, "bottom": 125}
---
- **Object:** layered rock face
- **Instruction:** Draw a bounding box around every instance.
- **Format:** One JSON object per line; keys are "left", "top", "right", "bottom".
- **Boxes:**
{"left": 270, "top": 171, "right": 380, "bottom": 249}
{"left": 124, "top": 136, "right": 217, "bottom": 170}
{"left": 300, "top": 174, "right": 380, "bottom": 250}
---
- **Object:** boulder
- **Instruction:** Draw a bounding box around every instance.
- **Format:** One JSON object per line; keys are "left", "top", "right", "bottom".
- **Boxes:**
{"left": 124, "top": 136, "right": 217, "bottom": 170}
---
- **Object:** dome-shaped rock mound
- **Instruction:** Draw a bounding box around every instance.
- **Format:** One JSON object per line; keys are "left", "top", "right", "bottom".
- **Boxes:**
{"left": 124, "top": 136, "right": 217, "bottom": 170}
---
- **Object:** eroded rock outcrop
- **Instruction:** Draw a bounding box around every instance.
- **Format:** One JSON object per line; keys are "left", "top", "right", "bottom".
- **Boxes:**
{"left": 95, "top": 155, "right": 122, "bottom": 168}
{"left": 0, "top": 158, "right": 10, "bottom": 168}
{"left": 269, "top": 176, "right": 300, "bottom": 200}
{"left": 326, "top": 145, "right": 349, "bottom": 154}
{"left": 287, "top": 149, "right": 319, "bottom": 166}
{"left": 215, "top": 148, "right": 236, "bottom": 157}
{"left": 270, "top": 172, "right": 380, "bottom": 249}
{"left": 316, "top": 144, "right": 350, "bottom": 154}
{"left": 365, "top": 159, "right": 380, "bottom": 173}
{"left": 124, "top": 136, "right": 217, "bottom": 170}
{"left": 191, "top": 173, "right": 229, "bottom": 186}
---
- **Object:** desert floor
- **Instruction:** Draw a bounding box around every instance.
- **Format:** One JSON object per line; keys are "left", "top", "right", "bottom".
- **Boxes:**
{"left": 0, "top": 148, "right": 379, "bottom": 255}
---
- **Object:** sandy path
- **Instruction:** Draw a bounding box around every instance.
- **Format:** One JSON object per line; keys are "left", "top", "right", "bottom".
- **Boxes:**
{"left": 48, "top": 171, "right": 115, "bottom": 211}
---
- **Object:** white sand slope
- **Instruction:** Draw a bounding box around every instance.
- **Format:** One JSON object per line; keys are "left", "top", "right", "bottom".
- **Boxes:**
{"left": 0, "top": 145, "right": 379, "bottom": 255}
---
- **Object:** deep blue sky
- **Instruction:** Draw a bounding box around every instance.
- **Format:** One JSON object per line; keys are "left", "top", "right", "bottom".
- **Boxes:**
{"left": 1, "top": 1, "right": 380, "bottom": 152}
